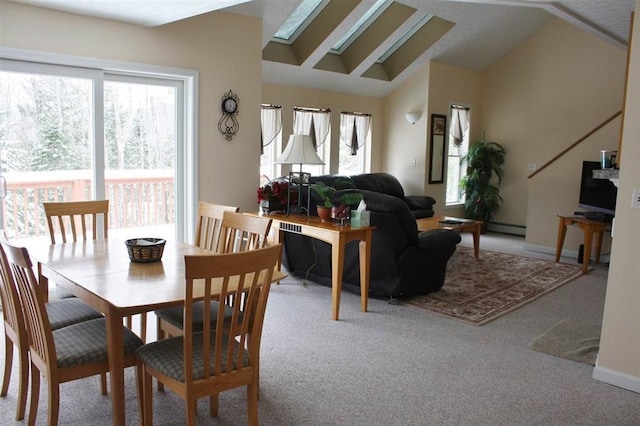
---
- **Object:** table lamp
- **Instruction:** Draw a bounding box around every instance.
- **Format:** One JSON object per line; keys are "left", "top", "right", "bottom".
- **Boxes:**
{"left": 275, "top": 134, "right": 325, "bottom": 215}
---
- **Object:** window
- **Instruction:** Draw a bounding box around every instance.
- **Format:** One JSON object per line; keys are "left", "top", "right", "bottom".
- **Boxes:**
{"left": 445, "top": 104, "right": 471, "bottom": 206}
{"left": 0, "top": 54, "right": 196, "bottom": 241}
{"left": 273, "top": 0, "right": 328, "bottom": 42}
{"left": 293, "top": 107, "right": 330, "bottom": 176}
{"left": 260, "top": 104, "right": 282, "bottom": 183}
{"left": 332, "top": 0, "right": 389, "bottom": 52}
{"left": 339, "top": 112, "right": 371, "bottom": 175}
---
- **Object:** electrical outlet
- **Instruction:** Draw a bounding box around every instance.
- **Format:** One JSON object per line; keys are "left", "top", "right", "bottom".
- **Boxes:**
{"left": 632, "top": 189, "right": 640, "bottom": 209}
{"left": 528, "top": 162, "right": 537, "bottom": 171}
{"left": 411, "top": 158, "right": 416, "bottom": 167}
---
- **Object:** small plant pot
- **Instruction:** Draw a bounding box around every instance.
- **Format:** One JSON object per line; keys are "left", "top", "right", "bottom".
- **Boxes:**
{"left": 317, "top": 206, "right": 332, "bottom": 222}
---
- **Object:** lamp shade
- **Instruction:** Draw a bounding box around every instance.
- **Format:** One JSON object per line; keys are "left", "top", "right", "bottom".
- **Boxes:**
{"left": 275, "top": 134, "right": 325, "bottom": 165}
{"left": 405, "top": 111, "right": 421, "bottom": 124}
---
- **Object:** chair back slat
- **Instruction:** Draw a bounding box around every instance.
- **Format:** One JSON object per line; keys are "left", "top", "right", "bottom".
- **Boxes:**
{"left": 182, "top": 244, "right": 280, "bottom": 386}
{"left": 0, "top": 232, "right": 27, "bottom": 345}
{"left": 219, "top": 211, "right": 272, "bottom": 253}
{"left": 43, "top": 200, "right": 109, "bottom": 244}
{"left": 0, "top": 241, "right": 55, "bottom": 372}
{"left": 194, "top": 202, "right": 238, "bottom": 251}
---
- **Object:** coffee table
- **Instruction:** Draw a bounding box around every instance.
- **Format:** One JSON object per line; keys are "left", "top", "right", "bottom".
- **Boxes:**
{"left": 416, "top": 215, "right": 483, "bottom": 258}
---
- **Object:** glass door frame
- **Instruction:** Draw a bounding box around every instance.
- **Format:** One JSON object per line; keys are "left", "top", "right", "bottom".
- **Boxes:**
{"left": 0, "top": 48, "right": 198, "bottom": 242}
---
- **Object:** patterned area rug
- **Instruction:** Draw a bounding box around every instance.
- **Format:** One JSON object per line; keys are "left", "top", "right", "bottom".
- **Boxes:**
{"left": 404, "top": 247, "right": 583, "bottom": 325}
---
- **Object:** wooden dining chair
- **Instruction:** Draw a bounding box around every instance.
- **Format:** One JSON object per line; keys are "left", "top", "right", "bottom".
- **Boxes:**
{"left": 136, "top": 244, "right": 281, "bottom": 426}
{"left": 194, "top": 201, "right": 239, "bottom": 251}
{"left": 0, "top": 232, "right": 106, "bottom": 420}
{"left": 43, "top": 200, "right": 109, "bottom": 244}
{"left": 0, "top": 239, "right": 144, "bottom": 426}
{"left": 155, "top": 211, "right": 272, "bottom": 340}
{"left": 43, "top": 200, "right": 146, "bottom": 341}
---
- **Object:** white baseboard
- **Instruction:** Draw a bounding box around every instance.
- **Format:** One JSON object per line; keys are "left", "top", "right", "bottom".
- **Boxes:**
{"left": 487, "top": 222, "right": 526, "bottom": 236}
{"left": 522, "top": 243, "right": 611, "bottom": 263}
{"left": 593, "top": 365, "right": 640, "bottom": 394}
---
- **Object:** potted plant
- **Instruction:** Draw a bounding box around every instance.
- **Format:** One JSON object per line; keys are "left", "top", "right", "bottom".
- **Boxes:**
{"left": 256, "top": 180, "right": 294, "bottom": 214}
{"left": 459, "top": 139, "right": 506, "bottom": 230}
{"left": 309, "top": 179, "right": 363, "bottom": 222}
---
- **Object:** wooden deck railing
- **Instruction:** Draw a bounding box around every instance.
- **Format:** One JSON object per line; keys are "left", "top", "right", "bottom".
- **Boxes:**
{"left": 1, "top": 170, "right": 175, "bottom": 239}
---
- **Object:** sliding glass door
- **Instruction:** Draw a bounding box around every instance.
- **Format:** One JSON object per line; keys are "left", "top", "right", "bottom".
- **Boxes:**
{"left": 0, "top": 59, "right": 188, "bottom": 240}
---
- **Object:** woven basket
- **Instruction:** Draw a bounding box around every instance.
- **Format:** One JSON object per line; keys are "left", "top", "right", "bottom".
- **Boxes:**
{"left": 125, "top": 238, "right": 166, "bottom": 263}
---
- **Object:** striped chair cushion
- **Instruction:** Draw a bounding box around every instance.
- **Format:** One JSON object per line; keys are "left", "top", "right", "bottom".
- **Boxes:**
{"left": 155, "top": 301, "right": 240, "bottom": 331}
{"left": 56, "top": 286, "right": 76, "bottom": 299}
{"left": 46, "top": 297, "right": 103, "bottom": 330}
{"left": 136, "top": 332, "right": 249, "bottom": 383}
{"left": 53, "top": 318, "right": 144, "bottom": 368}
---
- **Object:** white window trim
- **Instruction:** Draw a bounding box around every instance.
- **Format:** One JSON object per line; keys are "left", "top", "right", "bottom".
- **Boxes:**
{"left": 0, "top": 47, "right": 198, "bottom": 242}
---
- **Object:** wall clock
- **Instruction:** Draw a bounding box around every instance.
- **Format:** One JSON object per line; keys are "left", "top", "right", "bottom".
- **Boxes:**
{"left": 218, "top": 90, "right": 239, "bottom": 141}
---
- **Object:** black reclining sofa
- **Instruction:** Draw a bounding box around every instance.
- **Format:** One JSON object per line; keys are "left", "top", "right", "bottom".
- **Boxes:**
{"left": 282, "top": 173, "right": 461, "bottom": 299}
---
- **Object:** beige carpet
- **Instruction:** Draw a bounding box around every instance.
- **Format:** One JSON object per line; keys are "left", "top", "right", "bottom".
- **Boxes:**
{"left": 404, "top": 246, "right": 583, "bottom": 325}
{"left": 528, "top": 318, "right": 601, "bottom": 365}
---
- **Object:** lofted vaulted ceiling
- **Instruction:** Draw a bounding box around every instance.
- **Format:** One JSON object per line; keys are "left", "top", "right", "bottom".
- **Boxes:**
{"left": 9, "top": 0, "right": 636, "bottom": 98}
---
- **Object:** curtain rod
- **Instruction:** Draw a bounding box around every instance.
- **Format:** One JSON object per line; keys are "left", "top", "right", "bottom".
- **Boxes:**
{"left": 451, "top": 105, "right": 470, "bottom": 110}
{"left": 261, "top": 104, "right": 281, "bottom": 109}
{"left": 341, "top": 111, "right": 372, "bottom": 117}
{"left": 293, "top": 107, "right": 331, "bottom": 113}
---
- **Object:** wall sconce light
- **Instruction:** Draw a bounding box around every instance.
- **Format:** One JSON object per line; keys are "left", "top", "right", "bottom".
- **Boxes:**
{"left": 405, "top": 111, "right": 422, "bottom": 125}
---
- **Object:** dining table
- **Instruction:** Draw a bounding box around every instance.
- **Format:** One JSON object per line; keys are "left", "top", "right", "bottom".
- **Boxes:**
{"left": 27, "top": 237, "right": 286, "bottom": 426}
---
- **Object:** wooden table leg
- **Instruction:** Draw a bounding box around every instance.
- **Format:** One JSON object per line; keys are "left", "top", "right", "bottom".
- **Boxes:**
{"left": 331, "top": 235, "right": 346, "bottom": 321}
{"left": 555, "top": 217, "right": 567, "bottom": 263}
{"left": 595, "top": 229, "right": 604, "bottom": 264}
{"left": 358, "top": 230, "right": 371, "bottom": 313}
{"left": 106, "top": 309, "right": 126, "bottom": 426}
{"left": 472, "top": 223, "right": 481, "bottom": 258}
{"left": 582, "top": 224, "right": 592, "bottom": 274}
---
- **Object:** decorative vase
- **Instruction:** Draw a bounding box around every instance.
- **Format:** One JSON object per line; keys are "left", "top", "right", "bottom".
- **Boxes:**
{"left": 316, "top": 206, "right": 332, "bottom": 222}
{"left": 331, "top": 204, "right": 350, "bottom": 226}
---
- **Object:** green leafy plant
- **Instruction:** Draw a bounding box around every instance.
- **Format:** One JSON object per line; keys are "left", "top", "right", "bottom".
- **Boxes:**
{"left": 309, "top": 178, "right": 363, "bottom": 208}
{"left": 459, "top": 139, "right": 506, "bottom": 227}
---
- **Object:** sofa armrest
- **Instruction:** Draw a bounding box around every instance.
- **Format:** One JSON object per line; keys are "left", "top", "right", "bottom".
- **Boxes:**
{"left": 404, "top": 195, "right": 436, "bottom": 211}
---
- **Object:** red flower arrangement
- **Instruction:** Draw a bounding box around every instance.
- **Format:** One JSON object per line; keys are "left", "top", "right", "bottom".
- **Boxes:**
{"left": 256, "top": 180, "right": 291, "bottom": 204}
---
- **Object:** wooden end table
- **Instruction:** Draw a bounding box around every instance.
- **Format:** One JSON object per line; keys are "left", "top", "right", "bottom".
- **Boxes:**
{"left": 416, "top": 215, "right": 483, "bottom": 258}
{"left": 554, "top": 215, "right": 609, "bottom": 274}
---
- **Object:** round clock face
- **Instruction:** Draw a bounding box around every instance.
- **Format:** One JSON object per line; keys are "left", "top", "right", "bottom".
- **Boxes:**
{"left": 223, "top": 97, "right": 237, "bottom": 114}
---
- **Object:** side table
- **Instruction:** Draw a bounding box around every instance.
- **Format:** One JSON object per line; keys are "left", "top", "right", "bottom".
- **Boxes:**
{"left": 555, "top": 215, "right": 609, "bottom": 274}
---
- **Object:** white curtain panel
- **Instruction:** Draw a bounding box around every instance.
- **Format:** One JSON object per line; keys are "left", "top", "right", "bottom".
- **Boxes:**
{"left": 261, "top": 105, "right": 282, "bottom": 151}
{"left": 294, "top": 109, "right": 330, "bottom": 147}
{"left": 449, "top": 108, "right": 468, "bottom": 147}
{"left": 340, "top": 114, "right": 371, "bottom": 155}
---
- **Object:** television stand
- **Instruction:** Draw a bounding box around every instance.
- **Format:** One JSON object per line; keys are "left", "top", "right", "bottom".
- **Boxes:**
{"left": 555, "top": 215, "right": 609, "bottom": 274}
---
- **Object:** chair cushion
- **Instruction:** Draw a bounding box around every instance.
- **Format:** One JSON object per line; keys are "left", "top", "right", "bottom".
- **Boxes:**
{"left": 136, "top": 332, "right": 249, "bottom": 383}
{"left": 155, "top": 301, "right": 238, "bottom": 331}
{"left": 46, "top": 297, "right": 103, "bottom": 330}
{"left": 53, "top": 318, "right": 144, "bottom": 368}
{"left": 56, "top": 286, "right": 76, "bottom": 299}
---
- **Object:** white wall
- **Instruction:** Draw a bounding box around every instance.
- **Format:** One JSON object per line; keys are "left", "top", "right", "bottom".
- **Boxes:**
{"left": 594, "top": 5, "right": 640, "bottom": 393}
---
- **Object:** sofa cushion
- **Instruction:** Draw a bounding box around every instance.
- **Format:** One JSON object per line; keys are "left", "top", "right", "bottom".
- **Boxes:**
{"left": 350, "top": 173, "right": 405, "bottom": 199}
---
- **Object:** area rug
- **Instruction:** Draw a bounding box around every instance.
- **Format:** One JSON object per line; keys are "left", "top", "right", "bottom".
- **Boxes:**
{"left": 403, "top": 247, "right": 583, "bottom": 325}
{"left": 529, "top": 319, "right": 600, "bottom": 365}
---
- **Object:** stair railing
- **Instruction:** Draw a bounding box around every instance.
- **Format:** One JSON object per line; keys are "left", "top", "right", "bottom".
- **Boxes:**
{"left": 527, "top": 110, "right": 622, "bottom": 179}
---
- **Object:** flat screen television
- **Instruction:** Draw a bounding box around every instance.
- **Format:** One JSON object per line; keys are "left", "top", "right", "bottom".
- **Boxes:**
{"left": 578, "top": 160, "right": 617, "bottom": 222}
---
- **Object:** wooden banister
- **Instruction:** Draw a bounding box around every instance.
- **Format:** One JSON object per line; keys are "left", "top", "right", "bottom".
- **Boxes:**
{"left": 527, "top": 110, "right": 622, "bottom": 179}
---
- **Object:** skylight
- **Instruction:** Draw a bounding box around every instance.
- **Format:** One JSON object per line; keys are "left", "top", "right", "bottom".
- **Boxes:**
{"left": 377, "top": 12, "right": 434, "bottom": 62}
{"left": 273, "top": 0, "right": 327, "bottom": 42}
{"left": 331, "top": 0, "right": 390, "bottom": 53}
